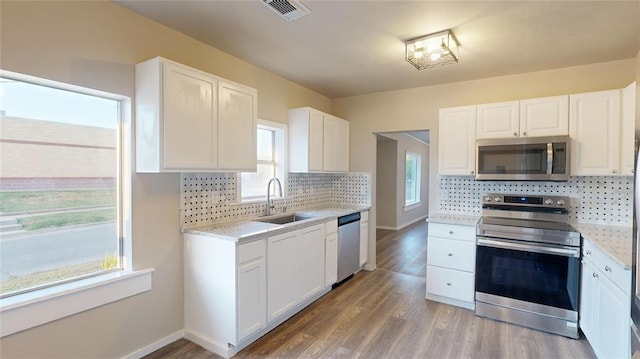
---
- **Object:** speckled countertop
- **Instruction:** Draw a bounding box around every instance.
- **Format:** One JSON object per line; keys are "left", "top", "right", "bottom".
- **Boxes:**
{"left": 571, "top": 222, "right": 632, "bottom": 270}
{"left": 184, "top": 205, "right": 370, "bottom": 242}
{"left": 426, "top": 213, "right": 480, "bottom": 226}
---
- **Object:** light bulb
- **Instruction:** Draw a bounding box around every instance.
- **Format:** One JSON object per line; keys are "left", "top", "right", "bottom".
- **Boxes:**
{"left": 430, "top": 52, "right": 441, "bottom": 61}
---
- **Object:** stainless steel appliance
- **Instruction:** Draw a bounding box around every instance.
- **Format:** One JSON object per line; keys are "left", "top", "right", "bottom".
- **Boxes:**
{"left": 475, "top": 135, "right": 570, "bottom": 181}
{"left": 337, "top": 212, "right": 360, "bottom": 283}
{"left": 475, "top": 193, "right": 581, "bottom": 339}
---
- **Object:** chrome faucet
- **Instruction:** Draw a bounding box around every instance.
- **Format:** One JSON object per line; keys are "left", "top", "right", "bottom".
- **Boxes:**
{"left": 266, "top": 177, "right": 283, "bottom": 216}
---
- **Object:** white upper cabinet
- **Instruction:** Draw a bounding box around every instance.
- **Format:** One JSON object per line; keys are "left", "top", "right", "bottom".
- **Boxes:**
{"left": 217, "top": 80, "right": 257, "bottom": 171}
{"left": 289, "top": 107, "right": 349, "bottom": 173}
{"left": 438, "top": 105, "right": 476, "bottom": 175}
{"left": 519, "top": 95, "right": 569, "bottom": 137}
{"left": 476, "top": 96, "right": 568, "bottom": 139}
{"left": 621, "top": 82, "right": 636, "bottom": 175}
{"left": 476, "top": 101, "right": 519, "bottom": 139}
{"left": 135, "top": 57, "right": 257, "bottom": 173}
{"left": 570, "top": 89, "right": 621, "bottom": 176}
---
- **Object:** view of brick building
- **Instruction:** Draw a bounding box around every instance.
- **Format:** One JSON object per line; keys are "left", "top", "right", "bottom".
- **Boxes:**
{"left": 0, "top": 116, "right": 117, "bottom": 191}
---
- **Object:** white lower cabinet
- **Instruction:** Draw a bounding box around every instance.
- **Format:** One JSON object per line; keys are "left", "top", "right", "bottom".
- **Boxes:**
{"left": 359, "top": 211, "right": 369, "bottom": 267}
{"left": 184, "top": 222, "right": 329, "bottom": 358}
{"left": 580, "top": 238, "right": 631, "bottom": 359}
{"left": 325, "top": 220, "right": 338, "bottom": 287}
{"left": 426, "top": 222, "right": 476, "bottom": 310}
{"left": 237, "top": 241, "right": 267, "bottom": 340}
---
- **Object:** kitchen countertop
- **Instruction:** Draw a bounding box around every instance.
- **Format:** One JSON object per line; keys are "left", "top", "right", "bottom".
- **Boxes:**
{"left": 572, "top": 222, "right": 632, "bottom": 270}
{"left": 184, "top": 205, "right": 370, "bottom": 242}
{"left": 426, "top": 213, "right": 480, "bottom": 226}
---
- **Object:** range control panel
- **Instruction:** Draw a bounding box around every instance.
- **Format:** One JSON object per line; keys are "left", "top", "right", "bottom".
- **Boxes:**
{"left": 482, "top": 193, "right": 569, "bottom": 209}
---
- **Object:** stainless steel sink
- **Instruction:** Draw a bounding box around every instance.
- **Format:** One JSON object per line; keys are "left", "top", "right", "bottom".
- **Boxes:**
{"left": 255, "top": 213, "right": 314, "bottom": 225}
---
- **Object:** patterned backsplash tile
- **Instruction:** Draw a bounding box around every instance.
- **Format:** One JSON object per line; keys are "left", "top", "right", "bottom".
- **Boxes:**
{"left": 439, "top": 176, "right": 633, "bottom": 226}
{"left": 181, "top": 172, "right": 371, "bottom": 229}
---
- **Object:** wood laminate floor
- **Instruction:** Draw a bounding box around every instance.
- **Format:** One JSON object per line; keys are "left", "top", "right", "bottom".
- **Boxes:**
{"left": 145, "top": 221, "right": 596, "bottom": 359}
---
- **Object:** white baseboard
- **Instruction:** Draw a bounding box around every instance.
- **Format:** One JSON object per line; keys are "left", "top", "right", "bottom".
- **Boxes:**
{"left": 363, "top": 264, "right": 376, "bottom": 271}
{"left": 376, "top": 225, "right": 397, "bottom": 230}
{"left": 122, "top": 329, "right": 184, "bottom": 359}
{"left": 396, "top": 215, "right": 428, "bottom": 230}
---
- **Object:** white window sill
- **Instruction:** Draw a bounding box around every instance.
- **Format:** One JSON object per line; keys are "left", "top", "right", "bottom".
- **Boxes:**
{"left": 404, "top": 202, "right": 421, "bottom": 212}
{"left": 0, "top": 268, "right": 154, "bottom": 337}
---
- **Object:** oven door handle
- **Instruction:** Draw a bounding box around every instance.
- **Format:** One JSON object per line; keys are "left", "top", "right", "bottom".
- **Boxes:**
{"left": 477, "top": 237, "right": 580, "bottom": 258}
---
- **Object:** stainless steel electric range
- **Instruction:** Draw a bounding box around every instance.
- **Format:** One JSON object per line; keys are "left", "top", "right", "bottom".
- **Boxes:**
{"left": 475, "top": 193, "right": 581, "bottom": 339}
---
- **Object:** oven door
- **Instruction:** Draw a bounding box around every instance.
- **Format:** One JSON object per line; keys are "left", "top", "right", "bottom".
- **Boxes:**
{"left": 476, "top": 236, "right": 580, "bottom": 312}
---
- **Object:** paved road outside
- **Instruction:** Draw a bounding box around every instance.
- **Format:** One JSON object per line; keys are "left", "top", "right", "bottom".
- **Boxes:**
{"left": 0, "top": 223, "right": 116, "bottom": 281}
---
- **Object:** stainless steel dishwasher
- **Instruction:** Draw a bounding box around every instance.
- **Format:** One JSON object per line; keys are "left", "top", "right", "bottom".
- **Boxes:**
{"left": 337, "top": 212, "right": 361, "bottom": 283}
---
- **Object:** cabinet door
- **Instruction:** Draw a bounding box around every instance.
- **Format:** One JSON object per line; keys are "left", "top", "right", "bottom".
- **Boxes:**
{"left": 621, "top": 82, "right": 636, "bottom": 176}
{"left": 569, "top": 90, "right": 621, "bottom": 176}
{"left": 580, "top": 259, "right": 598, "bottom": 342}
{"left": 476, "top": 101, "right": 519, "bottom": 139}
{"left": 323, "top": 115, "right": 338, "bottom": 172}
{"left": 520, "top": 95, "right": 569, "bottom": 137}
{"left": 359, "top": 220, "right": 368, "bottom": 267}
{"left": 438, "top": 106, "right": 476, "bottom": 175}
{"left": 217, "top": 81, "right": 257, "bottom": 170}
{"left": 163, "top": 62, "right": 217, "bottom": 169}
{"left": 267, "top": 231, "right": 298, "bottom": 321}
{"left": 325, "top": 232, "right": 338, "bottom": 287}
{"left": 308, "top": 109, "right": 325, "bottom": 171}
{"left": 598, "top": 275, "right": 631, "bottom": 359}
{"left": 298, "top": 224, "right": 325, "bottom": 301}
{"left": 237, "top": 241, "right": 266, "bottom": 341}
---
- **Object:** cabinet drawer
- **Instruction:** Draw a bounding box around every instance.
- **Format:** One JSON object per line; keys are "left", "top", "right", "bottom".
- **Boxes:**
{"left": 427, "top": 237, "right": 476, "bottom": 272}
{"left": 428, "top": 223, "right": 476, "bottom": 242}
{"left": 239, "top": 239, "right": 266, "bottom": 264}
{"left": 426, "top": 266, "right": 475, "bottom": 303}
{"left": 325, "top": 219, "right": 337, "bottom": 235}
{"left": 599, "top": 256, "right": 631, "bottom": 296}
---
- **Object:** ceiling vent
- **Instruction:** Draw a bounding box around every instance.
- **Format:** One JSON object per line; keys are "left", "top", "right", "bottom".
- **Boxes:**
{"left": 262, "top": 0, "right": 311, "bottom": 21}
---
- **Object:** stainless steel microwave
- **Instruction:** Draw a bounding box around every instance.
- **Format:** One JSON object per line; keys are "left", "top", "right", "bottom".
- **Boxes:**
{"left": 475, "top": 135, "right": 570, "bottom": 181}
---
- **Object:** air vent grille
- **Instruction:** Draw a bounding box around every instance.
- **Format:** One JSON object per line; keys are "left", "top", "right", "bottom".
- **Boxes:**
{"left": 262, "top": 0, "right": 311, "bottom": 21}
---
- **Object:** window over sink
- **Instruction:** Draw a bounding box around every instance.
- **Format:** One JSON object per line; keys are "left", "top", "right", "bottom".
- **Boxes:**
{"left": 238, "top": 119, "right": 287, "bottom": 202}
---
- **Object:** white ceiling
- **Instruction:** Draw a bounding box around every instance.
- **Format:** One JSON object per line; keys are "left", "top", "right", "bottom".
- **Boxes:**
{"left": 115, "top": 0, "right": 640, "bottom": 99}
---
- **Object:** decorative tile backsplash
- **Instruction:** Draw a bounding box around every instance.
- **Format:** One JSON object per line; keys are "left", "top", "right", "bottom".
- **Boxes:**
{"left": 181, "top": 172, "right": 371, "bottom": 229}
{"left": 439, "top": 176, "right": 633, "bottom": 226}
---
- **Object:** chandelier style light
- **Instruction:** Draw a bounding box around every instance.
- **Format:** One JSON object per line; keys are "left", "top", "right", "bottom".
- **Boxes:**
{"left": 405, "top": 30, "right": 459, "bottom": 70}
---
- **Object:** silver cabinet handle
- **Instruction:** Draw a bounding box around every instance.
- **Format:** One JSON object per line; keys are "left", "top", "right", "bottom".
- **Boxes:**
{"left": 446, "top": 282, "right": 452, "bottom": 286}
{"left": 592, "top": 272, "right": 598, "bottom": 278}
{"left": 522, "top": 131, "right": 527, "bottom": 136}
{"left": 612, "top": 169, "right": 618, "bottom": 174}
{"left": 604, "top": 266, "right": 611, "bottom": 272}
{"left": 448, "top": 253, "right": 453, "bottom": 257}
{"left": 513, "top": 132, "right": 517, "bottom": 136}
{"left": 448, "top": 231, "right": 454, "bottom": 235}
{"left": 586, "top": 250, "right": 591, "bottom": 255}
{"left": 470, "top": 170, "right": 475, "bottom": 174}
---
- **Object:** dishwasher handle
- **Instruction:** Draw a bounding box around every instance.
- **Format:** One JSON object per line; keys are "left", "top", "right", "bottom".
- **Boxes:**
{"left": 338, "top": 212, "right": 361, "bottom": 226}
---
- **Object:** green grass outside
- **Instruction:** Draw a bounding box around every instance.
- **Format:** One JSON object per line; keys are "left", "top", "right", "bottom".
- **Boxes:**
{"left": 17, "top": 209, "right": 116, "bottom": 230}
{"left": 0, "top": 189, "right": 116, "bottom": 214}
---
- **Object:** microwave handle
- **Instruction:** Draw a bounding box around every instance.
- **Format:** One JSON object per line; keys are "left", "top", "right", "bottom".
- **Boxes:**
{"left": 546, "top": 143, "right": 554, "bottom": 175}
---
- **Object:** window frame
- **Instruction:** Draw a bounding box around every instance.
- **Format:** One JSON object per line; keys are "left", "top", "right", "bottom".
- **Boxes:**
{"left": 0, "top": 70, "right": 151, "bottom": 338}
{"left": 236, "top": 119, "right": 288, "bottom": 203}
{"left": 404, "top": 151, "right": 421, "bottom": 210}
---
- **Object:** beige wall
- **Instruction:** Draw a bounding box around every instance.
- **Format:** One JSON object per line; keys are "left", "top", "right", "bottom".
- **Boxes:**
{"left": 334, "top": 58, "right": 637, "bottom": 267}
{"left": 376, "top": 133, "right": 429, "bottom": 230}
{"left": 0, "top": 1, "right": 331, "bottom": 358}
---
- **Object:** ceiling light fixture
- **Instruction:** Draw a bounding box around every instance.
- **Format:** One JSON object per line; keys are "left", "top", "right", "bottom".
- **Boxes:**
{"left": 405, "top": 30, "right": 459, "bottom": 70}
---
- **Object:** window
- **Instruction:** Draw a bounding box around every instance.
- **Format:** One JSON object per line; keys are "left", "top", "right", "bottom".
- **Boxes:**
{"left": 0, "top": 72, "right": 124, "bottom": 298}
{"left": 405, "top": 151, "right": 421, "bottom": 207}
{"left": 239, "top": 120, "right": 287, "bottom": 202}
